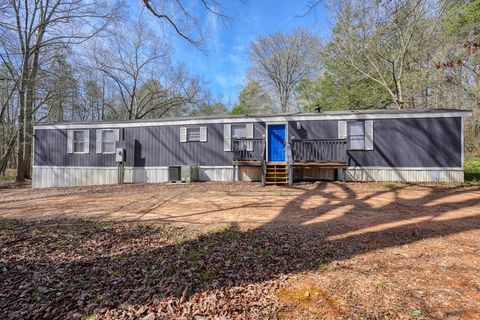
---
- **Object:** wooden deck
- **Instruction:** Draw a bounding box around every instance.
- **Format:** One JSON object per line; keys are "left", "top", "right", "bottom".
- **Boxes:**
{"left": 293, "top": 162, "right": 347, "bottom": 167}
{"left": 231, "top": 138, "right": 349, "bottom": 185}
{"left": 232, "top": 160, "right": 262, "bottom": 166}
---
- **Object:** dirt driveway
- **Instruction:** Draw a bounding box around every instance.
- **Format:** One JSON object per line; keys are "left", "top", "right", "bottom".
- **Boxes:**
{"left": 1, "top": 182, "right": 480, "bottom": 319}
{"left": 2, "top": 182, "right": 479, "bottom": 230}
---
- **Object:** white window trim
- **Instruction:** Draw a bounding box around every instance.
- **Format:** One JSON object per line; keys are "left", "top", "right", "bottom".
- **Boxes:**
{"left": 96, "top": 129, "right": 119, "bottom": 153}
{"left": 231, "top": 124, "right": 247, "bottom": 139}
{"left": 101, "top": 129, "right": 117, "bottom": 154}
{"left": 180, "top": 127, "right": 187, "bottom": 143}
{"left": 348, "top": 121, "right": 366, "bottom": 151}
{"left": 71, "top": 129, "right": 89, "bottom": 154}
{"left": 224, "top": 124, "right": 231, "bottom": 151}
{"left": 338, "top": 121, "right": 347, "bottom": 139}
{"left": 200, "top": 126, "right": 207, "bottom": 142}
{"left": 186, "top": 127, "right": 202, "bottom": 142}
{"left": 364, "top": 120, "right": 374, "bottom": 150}
{"left": 225, "top": 123, "right": 255, "bottom": 152}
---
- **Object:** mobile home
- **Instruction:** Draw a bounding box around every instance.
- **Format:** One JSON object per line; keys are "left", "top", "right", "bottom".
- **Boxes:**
{"left": 32, "top": 109, "right": 471, "bottom": 188}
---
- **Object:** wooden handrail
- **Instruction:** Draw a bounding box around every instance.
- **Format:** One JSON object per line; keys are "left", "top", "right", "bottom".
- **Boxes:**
{"left": 291, "top": 138, "right": 348, "bottom": 163}
{"left": 232, "top": 138, "right": 264, "bottom": 161}
{"left": 291, "top": 138, "right": 346, "bottom": 142}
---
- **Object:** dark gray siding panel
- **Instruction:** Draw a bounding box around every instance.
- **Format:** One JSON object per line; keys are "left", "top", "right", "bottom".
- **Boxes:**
{"left": 288, "top": 120, "right": 338, "bottom": 140}
{"left": 289, "top": 117, "right": 461, "bottom": 168}
{"left": 125, "top": 122, "right": 264, "bottom": 167}
{"left": 34, "top": 128, "right": 116, "bottom": 167}
{"left": 347, "top": 117, "right": 462, "bottom": 168}
{"left": 34, "top": 122, "right": 265, "bottom": 167}
{"left": 34, "top": 117, "right": 461, "bottom": 168}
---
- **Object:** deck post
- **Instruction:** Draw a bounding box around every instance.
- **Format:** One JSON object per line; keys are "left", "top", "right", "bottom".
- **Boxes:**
{"left": 288, "top": 164, "right": 293, "bottom": 186}
{"left": 342, "top": 167, "right": 347, "bottom": 182}
{"left": 260, "top": 161, "right": 265, "bottom": 186}
{"left": 233, "top": 165, "right": 238, "bottom": 182}
{"left": 286, "top": 143, "right": 293, "bottom": 186}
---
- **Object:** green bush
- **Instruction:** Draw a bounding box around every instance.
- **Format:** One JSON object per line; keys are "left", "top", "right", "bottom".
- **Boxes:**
{"left": 465, "top": 157, "right": 480, "bottom": 182}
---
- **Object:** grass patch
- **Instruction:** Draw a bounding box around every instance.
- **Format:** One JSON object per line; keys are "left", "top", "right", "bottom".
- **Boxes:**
{"left": 206, "top": 224, "right": 230, "bottom": 234}
{"left": 381, "top": 183, "right": 398, "bottom": 190}
{"left": 465, "top": 157, "right": 480, "bottom": 182}
{"left": 0, "top": 169, "right": 16, "bottom": 182}
{"left": 318, "top": 263, "right": 329, "bottom": 271}
{"left": 199, "top": 270, "right": 215, "bottom": 283}
{"left": 261, "top": 248, "right": 274, "bottom": 258}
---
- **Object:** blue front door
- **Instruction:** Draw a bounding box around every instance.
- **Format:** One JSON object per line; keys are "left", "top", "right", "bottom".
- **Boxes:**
{"left": 268, "top": 124, "right": 286, "bottom": 162}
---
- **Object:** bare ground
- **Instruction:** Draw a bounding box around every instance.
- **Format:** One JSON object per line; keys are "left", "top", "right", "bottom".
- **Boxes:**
{"left": 1, "top": 181, "right": 480, "bottom": 319}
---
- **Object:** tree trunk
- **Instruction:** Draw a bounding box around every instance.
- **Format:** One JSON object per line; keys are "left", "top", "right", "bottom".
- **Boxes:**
{"left": 0, "top": 131, "right": 17, "bottom": 176}
{"left": 57, "top": 101, "right": 64, "bottom": 122}
{"left": 23, "top": 45, "right": 42, "bottom": 181}
{"left": 16, "top": 90, "right": 26, "bottom": 182}
{"left": 23, "top": 84, "right": 34, "bottom": 180}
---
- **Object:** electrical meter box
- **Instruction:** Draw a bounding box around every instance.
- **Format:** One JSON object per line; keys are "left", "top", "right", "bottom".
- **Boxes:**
{"left": 115, "top": 148, "right": 125, "bottom": 163}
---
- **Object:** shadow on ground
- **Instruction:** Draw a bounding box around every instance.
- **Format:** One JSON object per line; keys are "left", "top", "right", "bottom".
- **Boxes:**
{"left": 1, "top": 182, "right": 479, "bottom": 319}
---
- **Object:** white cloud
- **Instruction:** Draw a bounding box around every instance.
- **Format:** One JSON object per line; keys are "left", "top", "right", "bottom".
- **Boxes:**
{"left": 206, "top": 7, "right": 221, "bottom": 52}
{"left": 215, "top": 73, "right": 243, "bottom": 88}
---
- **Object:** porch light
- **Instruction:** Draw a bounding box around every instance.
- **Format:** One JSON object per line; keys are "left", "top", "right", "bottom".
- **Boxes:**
{"left": 296, "top": 121, "right": 301, "bottom": 129}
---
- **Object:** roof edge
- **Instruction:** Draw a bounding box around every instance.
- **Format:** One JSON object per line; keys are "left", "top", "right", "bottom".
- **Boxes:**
{"left": 34, "top": 109, "right": 473, "bottom": 130}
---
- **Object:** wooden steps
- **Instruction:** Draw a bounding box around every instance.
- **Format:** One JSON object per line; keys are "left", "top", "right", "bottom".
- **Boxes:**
{"left": 265, "top": 162, "right": 288, "bottom": 185}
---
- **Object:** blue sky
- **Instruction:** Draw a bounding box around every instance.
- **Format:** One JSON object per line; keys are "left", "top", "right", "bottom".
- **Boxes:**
{"left": 169, "top": 0, "right": 333, "bottom": 106}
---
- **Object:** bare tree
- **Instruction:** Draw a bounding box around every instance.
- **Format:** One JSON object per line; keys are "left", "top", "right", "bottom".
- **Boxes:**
{"left": 0, "top": 66, "right": 18, "bottom": 176}
{"left": 248, "top": 28, "right": 321, "bottom": 113}
{"left": 0, "top": 0, "right": 119, "bottom": 181}
{"left": 93, "top": 18, "right": 203, "bottom": 120}
{"left": 142, "top": 0, "right": 230, "bottom": 49}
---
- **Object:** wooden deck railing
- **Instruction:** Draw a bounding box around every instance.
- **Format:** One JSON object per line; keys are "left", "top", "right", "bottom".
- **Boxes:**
{"left": 290, "top": 138, "right": 347, "bottom": 163}
{"left": 232, "top": 138, "right": 264, "bottom": 161}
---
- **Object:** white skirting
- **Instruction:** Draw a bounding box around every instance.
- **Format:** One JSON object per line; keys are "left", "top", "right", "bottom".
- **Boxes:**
{"left": 32, "top": 165, "right": 464, "bottom": 188}
{"left": 32, "top": 166, "right": 236, "bottom": 188}
{"left": 32, "top": 166, "right": 119, "bottom": 188}
{"left": 198, "top": 167, "right": 234, "bottom": 181}
{"left": 125, "top": 167, "right": 169, "bottom": 183}
{"left": 124, "top": 167, "right": 234, "bottom": 183}
{"left": 344, "top": 167, "right": 464, "bottom": 183}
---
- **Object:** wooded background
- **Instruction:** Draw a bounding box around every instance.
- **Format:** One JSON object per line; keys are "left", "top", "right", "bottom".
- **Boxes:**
{"left": 1, "top": 0, "right": 479, "bottom": 181}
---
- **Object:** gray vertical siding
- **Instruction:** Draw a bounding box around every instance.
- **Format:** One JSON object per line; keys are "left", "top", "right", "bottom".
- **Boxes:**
{"left": 34, "top": 117, "right": 462, "bottom": 169}
{"left": 347, "top": 117, "right": 462, "bottom": 168}
{"left": 287, "top": 117, "right": 461, "bottom": 168}
{"left": 34, "top": 128, "right": 116, "bottom": 166}
{"left": 124, "top": 122, "right": 264, "bottom": 167}
{"left": 34, "top": 122, "right": 265, "bottom": 167}
{"left": 288, "top": 120, "right": 338, "bottom": 140}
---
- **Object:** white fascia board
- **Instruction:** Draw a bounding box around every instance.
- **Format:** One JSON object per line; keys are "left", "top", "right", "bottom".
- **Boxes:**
{"left": 34, "top": 111, "right": 473, "bottom": 130}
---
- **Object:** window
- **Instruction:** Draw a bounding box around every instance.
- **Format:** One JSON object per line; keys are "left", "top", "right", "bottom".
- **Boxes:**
{"left": 187, "top": 127, "right": 201, "bottom": 141}
{"left": 96, "top": 129, "right": 119, "bottom": 153}
{"left": 232, "top": 125, "right": 246, "bottom": 139}
{"left": 67, "top": 130, "right": 89, "bottom": 154}
{"left": 348, "top": 121, "right": 365, "bottom": 150}
{"left": 231, "top": 124, "right": 254, "bottom": 151}
{"left": 73, "top": 130, "right": 88, "bottom": 153}
{"left": 180, "top": 126, "right": 207, "bottom": 142}
{"left": 102, "top": 130, "right": 116, "bottom": 153}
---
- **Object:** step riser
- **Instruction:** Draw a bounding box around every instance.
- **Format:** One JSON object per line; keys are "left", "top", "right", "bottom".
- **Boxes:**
{"left": 264, "top": 163, "right": 288, "bottom": 185}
